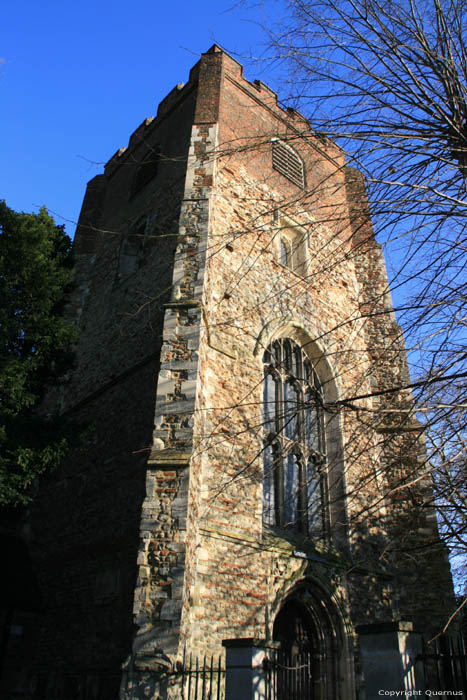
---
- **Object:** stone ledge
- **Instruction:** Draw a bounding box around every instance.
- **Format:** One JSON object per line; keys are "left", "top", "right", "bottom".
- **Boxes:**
{"left": 164, "top": 299, "right": 201, "bottom": 309}
{"left": 148, "top": 452, "right": 191, "bottom": 467}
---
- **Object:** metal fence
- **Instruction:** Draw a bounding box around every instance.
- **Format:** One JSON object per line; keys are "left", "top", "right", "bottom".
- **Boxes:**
{"left": 263, "top": 637, "right": 467, "bottom": 700}
{"left": 179, "top": 650, "right": 225, "bottom": 700}
{"left": 119, "top": 651, "right": 225, "bottom": 700}
{"left": 27, "top": 637, "right": 467, "bottom": 700}
{"left": 418, "top": 635, "right": 467, "bottom": 696}
{"left": 29, "top": 652, "right": 225, "bottom": 700}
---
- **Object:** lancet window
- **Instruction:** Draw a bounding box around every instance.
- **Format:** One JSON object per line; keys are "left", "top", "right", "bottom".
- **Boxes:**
{"left": 278, "top": 230, "right": 307, "bottom": 276}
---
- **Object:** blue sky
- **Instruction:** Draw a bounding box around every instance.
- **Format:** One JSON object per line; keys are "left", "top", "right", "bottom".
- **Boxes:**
{"left": 1, "top": 0, "right": 280, "bottom": 238}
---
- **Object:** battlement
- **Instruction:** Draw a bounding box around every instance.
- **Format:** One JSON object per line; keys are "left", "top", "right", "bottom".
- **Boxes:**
{"left": 103, "top": 45, "right": 336, "bottom": 181}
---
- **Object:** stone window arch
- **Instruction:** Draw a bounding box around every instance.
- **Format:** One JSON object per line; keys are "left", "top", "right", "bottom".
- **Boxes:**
{"left": 262, "top": 337, "right": 329, "bottom": 537}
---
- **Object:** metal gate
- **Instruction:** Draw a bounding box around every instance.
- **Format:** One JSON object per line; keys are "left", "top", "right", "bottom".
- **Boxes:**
{"left": 264, "top": 649, "right": 320, "bottom": 700}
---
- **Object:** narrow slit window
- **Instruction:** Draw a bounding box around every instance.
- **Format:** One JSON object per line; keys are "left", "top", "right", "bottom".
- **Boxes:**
{"left": 280, "top": 238, "right": 292, "bottom": 269}
{"left": 278, "top": 229, "right": 307, "bottom": 277}
{"left": 118, "top": 217, "right": 146, "bottom": 279}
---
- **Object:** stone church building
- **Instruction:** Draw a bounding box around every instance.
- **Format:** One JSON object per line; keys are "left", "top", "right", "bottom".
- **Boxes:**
{"left": 3, "top": 46, "right": 456, "bottom": 699}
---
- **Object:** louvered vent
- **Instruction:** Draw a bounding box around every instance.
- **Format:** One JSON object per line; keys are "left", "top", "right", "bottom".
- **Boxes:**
{"left": 272, "top": 139, "right": 305, "bottom": 188}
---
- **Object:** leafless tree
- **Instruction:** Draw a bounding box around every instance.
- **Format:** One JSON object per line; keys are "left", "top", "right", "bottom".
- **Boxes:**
{"left": 249, "top": 0, "right": 467, "bottom": 593}
{"left": 226, "top": 0, "right": 467, "bottom": 596}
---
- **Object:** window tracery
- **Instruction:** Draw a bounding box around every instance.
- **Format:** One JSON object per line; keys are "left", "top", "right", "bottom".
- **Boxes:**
{"left": 263, "top": 338, "right": 328, "bottom": 537}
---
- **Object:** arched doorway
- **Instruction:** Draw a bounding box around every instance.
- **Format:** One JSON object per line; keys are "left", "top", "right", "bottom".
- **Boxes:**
{"left": 272, "top": 599, "right": 319, "bottom": 700}
{"left": 270, "top": 586, "right": 349, "bottom": 700}
{"left": 273, "top": 599, "right": 316, "bottom": 656}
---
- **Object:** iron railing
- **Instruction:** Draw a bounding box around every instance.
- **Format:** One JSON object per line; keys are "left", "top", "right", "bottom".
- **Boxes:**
{"left": 29, "top": 652, "right": 225, "bottom": 700}
{"left": 418, "top": 635, "right": 467, "bottom": 696}
{"left": 180, "top": 650, "right": 225, "bottom": 700}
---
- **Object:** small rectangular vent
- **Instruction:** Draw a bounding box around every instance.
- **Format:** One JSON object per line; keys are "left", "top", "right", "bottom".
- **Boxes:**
{"left": 272, "top": 139, "right": 305, "bottom": 188}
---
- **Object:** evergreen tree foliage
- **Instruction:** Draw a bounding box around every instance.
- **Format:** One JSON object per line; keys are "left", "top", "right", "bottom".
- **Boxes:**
{"left": 0, "top": 201, "right": 77, "bottom": 505}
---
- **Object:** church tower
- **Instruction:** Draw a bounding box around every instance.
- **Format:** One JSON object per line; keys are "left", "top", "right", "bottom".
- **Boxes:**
{"left": 10, "top": 45, "right": 455, "bottom": 700}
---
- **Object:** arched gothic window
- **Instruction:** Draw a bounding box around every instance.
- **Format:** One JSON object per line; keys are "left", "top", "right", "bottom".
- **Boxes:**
{"left": 263, "top": 338, "right": 328, "bottom": 537}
